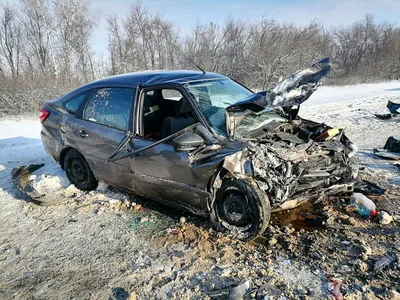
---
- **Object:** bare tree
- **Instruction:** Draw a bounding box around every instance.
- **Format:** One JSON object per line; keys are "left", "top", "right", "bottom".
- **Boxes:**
{"left": 108, "top": 14, "right": 127, "bottom": 74}
{"left": 333, "top": 14, "right": 375, "bottom": 76}
{"left": 331, "top": 14, "right": 396, "bottom": 82}
{"left": 21, "top": 0, "right": 56, "bottom": 76}
{"left": 107, "top": 2, "right": 179, "bottom": 73}
{"left": 184, "top": 22, "right": 228, "bottom": 73}
{"left": 0, "top": 3, "right": 22, "bottom": 78}
{"left": 53, "top": 0, "right": 96, "bottom": 82}
{"left": 386, "top": 28, "right": 400, "bottom": 80}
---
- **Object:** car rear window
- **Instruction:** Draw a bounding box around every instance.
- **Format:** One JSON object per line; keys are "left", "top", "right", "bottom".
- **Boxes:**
{"left": 64, "top": 91, "right": 91, "bottom": 114}
{"left": 83, "top": 87, "right": 135, "bottom": 131}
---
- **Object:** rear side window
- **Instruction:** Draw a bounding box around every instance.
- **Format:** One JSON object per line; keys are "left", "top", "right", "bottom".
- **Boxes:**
{"left": 162, "top": 89, "right": 181, "bottom": 100}
{"left": 83, "top": 87, "right": 134, "bottom": 131}
{"left": 64, "top": 91, "right": 91, "bottom": 114}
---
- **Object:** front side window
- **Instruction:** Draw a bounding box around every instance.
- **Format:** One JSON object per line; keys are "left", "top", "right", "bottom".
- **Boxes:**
{"left": 141, "top": 88, "right": 197, "bottom": 140}
{"left": 185, "top": 79, "right": 253, "bottom": 135}
{"left": 83, "top": 87, "right": 134, "bottom": 131}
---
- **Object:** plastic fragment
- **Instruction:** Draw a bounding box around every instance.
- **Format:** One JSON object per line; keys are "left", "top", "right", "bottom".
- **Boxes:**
{"left": 209, "top": 280, "right": 251, "bottom": 300}
{"left": 374, "top": 256, "right": 396, "bottom": 272}
{"left": 384, "top": 136, "right": 400, "bottom": 153}
{"left": 282, "top": 259, "right": 291, "bottom": 266}
{"left": 378, "top": 211, "right": 393, "bottom": 225}
{"left": 229, "top": 280, "right": 251, "bottom": 300}
{"left": 354, "top": 180, "right": 386, "bottom": 196}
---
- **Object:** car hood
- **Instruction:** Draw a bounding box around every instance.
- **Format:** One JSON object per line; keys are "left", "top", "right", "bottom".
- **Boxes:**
{"left": 225, "top": 58, "right": 331, "bottom": 137}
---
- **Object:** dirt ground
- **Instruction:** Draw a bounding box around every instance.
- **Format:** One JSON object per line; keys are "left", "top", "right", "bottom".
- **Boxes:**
{"left": 1, "top": 158, "right": 399, "bottom": 300}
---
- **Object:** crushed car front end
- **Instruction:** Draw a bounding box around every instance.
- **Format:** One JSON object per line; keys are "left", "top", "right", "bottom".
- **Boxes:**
{"left": 221, "top": 58, "right": 358, "bottom": 211}
{"left": 231, "top": 115, "right": 358, "bottom": 211}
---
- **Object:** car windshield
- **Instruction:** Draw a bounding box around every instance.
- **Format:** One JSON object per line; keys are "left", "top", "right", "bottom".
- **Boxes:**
{"left": 185, "top": 78, "right": 253, "bottom": 136}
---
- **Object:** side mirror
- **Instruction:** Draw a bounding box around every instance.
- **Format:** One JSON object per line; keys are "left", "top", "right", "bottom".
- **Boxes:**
{"left": 172, "top": 132, "right": 204, "bottom": 152}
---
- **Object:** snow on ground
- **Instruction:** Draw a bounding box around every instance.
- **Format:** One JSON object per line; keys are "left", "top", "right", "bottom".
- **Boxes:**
{"left": 0, "top": 119, "right": 131, "bottom": 203}
{"left": 301, "top": 95, "right": 400, "bottom": 150}
{"left": 303, "top": 81, "right": 400, "bottom": 106}
{"left": 299, "top": 81, "right": 400, "bottom": 150}
{"left": 0, "top": 120, "right": 49, "bottom": 201}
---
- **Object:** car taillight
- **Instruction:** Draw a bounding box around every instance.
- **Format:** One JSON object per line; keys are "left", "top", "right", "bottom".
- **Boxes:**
{"left": 39, "top": 107, "right": 50, "bottom": 123}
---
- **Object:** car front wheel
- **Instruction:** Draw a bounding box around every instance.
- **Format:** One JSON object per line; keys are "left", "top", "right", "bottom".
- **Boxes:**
{"left": 64, "top": 149, "right": 98, "bottom": 191}
{"left": 211, "top": 178, "right": 271, "bottom": 241}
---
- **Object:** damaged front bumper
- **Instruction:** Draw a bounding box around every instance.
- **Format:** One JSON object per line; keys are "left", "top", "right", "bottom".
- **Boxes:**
{"left": 271, "top": 182, "right": 355, "bottom": 212}
{"left": 217, "top": 128, "right": 358, "bottom": 211}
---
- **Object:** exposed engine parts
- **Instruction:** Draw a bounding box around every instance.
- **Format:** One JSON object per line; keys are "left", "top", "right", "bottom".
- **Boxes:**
{"left": 225, "top": 117, "right": 358, "bottom": 209}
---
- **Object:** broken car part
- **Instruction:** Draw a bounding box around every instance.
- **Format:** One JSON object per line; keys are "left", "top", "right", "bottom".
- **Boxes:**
{"left": 387, "top": 100, "right": 400, "bottom": 114}
{"left": 354, "top": 180, "right": 386, "bottom": 196}
{"left": 374, "top": 256, "right": 396, "bottom": 272}
{"left": 375, "top": 100, "right": 400, "bottom": 119}
{"left": 11, "top": 164, "right": 67, "bottom": 206}
{"left": 11, "top": 164, "right": 44, "bottom": 204}
{"left": 373, "top": 148, "right": 400, "bottom": 160}
{"left": 384, "top": 136, "right": 400, "bottom": 153}
{"left": 209, "top": 280, "right": 252, "bottom": 300}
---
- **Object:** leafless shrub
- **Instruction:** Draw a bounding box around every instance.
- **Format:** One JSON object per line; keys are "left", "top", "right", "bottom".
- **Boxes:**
{"left": 0, "top": 77, "right": 78, "bottom": 116}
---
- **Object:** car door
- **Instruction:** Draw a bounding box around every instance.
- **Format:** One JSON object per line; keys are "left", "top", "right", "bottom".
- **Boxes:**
{"left": 63, "top": 87, "right": 135, "bottom": 185}
{"left": 118, "top": 86, "right": 211, "bottom": 212}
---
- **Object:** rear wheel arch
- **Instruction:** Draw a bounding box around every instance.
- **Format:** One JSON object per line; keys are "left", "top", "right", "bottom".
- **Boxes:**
{"left": 63, "top": 148, "right": 98, "bottom": 191}
{"left": 59, "top": 147, "right": 75, "bottom": 169}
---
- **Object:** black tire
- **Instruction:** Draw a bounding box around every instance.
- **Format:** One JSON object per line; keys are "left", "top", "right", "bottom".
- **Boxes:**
{"left": 64, "top": 149, "right": 98, "bottom": 191}
{"left": 211, "top": 178, "right": 271, "bottom": 241}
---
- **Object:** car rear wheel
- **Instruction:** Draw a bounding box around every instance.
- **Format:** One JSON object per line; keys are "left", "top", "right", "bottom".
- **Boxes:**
{"left": 211, "top": 179, "right": 271, "bottom": 241}
{"left": 64, "top": 149, "right": 98, "bottom": 191}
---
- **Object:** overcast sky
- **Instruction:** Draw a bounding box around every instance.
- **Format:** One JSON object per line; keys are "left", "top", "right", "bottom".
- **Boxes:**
{"left": 90, "top": 0, "right": 400, "bottom": 55}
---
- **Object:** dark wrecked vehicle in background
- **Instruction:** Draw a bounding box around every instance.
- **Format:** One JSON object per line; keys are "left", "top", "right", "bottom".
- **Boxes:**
{"left": 33, "top": 58, "right": 358, "bottom": 240}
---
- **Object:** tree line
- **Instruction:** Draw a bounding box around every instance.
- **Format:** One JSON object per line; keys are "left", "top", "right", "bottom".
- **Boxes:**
{"left": 1, "top": 0, "right": 400, "bottom": 115}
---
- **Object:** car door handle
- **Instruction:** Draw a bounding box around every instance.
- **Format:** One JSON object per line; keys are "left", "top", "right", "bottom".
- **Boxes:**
{"left": 78, "top": 130, "right": 88, "bottom": 138}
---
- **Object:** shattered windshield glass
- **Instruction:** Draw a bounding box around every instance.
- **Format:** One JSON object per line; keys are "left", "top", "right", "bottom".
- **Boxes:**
{"left": 185, "top": 79, "right": 253, "bottom": 136}
{"left": 234, "top": 108, "right": 287, "bottom": 139}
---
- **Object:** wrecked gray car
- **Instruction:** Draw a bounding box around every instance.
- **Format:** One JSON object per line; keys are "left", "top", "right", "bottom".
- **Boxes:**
{"left": 39, "top": 58, "right": 357, "bottom": 240}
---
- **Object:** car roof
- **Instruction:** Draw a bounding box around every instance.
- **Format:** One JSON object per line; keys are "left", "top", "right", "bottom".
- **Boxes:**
{"left": 57, "top": 70, "right": 229, "bottom": 102}
{"left": 88, "top": 70, "right": 228, "bottom": 87}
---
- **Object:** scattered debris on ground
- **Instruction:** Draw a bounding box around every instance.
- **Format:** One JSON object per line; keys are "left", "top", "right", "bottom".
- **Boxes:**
{"left": 374, "top": 136, "right": 400, "bottom": 160}
{"left": 2, "top": 164, "right": 399, "bottom": 299}
{"left": 375, "top": 100, "right": 400, "bottom": 119}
